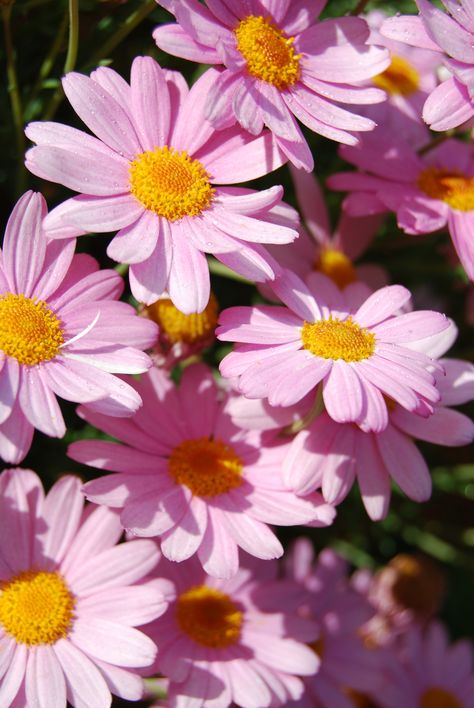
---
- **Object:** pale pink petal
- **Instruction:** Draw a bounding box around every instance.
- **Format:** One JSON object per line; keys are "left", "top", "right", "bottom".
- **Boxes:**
{"left": 0, "top": 644, "right": 27, "bottom": 706}
{"left": 250, "top": 635, "right": 318, "bottom": 676}
{"left": 216, "top": 185, "right": 283, "bottom": 215}
{"left": 43, "top": 359, "right": 108, "bottom": 403}
{"left": 377, "top": 424, "right": 432, "bottom": 501}
{"left": 31, "top": 239, "right": 76, "bottom": 301}
{"left": 52, "top": 268, "right": 123, "bottom": 311}
{"left": 267, "top": 354, "right": 331, "bottom": 407}
{"left": 284, "top": 0, "right": 326, "bottom": 34}
{"left": 179, "top": 364, "right": 219, "bottom": 438}
{"left": 160, "top": 499, "right": 208, "bottom": 561}
{"left": 448, "top": 211, "right": 474, "bottom": 279}
{"left": 207, "top": 208, "right": 297, "bottom": 245}
{"left": 290, "top": 83, "right": 376, "bottom": 133}
{"left": 215, "top": 241, "right": 279, "bottom": 282}
{"left": 198, "top": 509, "right": 239, "bottom": 579}
{"left": 371, "top": 311, "right": 450, "bottom": 342}
{"left": 3, "top": 191, "right": 47, "bottom": 297}
{"left": 77, "top": 584, "right": 167, "bottom": 627}
{"left": 90, "top": 66, "right": 132, "bottom": 110}
{"left": 232, "top": 76, "right": 265, "bottom": 135}
{"left": 106, "top": 210, "right": 160, "bottom": 265}
{"left": 62, "top": 72, "right": 142, "bottom": 157}
{"left": 356, "top": 431, "right": 391, "bottom": 520}
{"left": 25, "top": 646, "right": 66, "bottom": 708}
{"left": 290, "top": 165, "right": 330, "bottom": 245}
{"left": 323, "top": 361, "right": 364, "bottom": 424}
{"left": 72, "top": 439, "right": 161, "bottom": 474}
{"left": 217, "top": 305, "right": 301, "bottom": 344}
{"left": 380, "top": 15, "right": 443, "bottom": 52}
{"left": 0, "top": 468, "right": 43, "bottom": 572}
{"left": 392, "top": 407, "right": 474, "bottom": 447}
{"left": 271, "top": 269, "right": 321, "bottom": 321}
{"left": 171, "top": 68, "right": 219, "bottom": 154}
{"left": 437, "top": 358, "right": 474, "bottom": 405}
{"left": 221, "top": 507, "right": 283, "bottom": 559}
{"left": 0, "top": 358, "right": 20, "bottom": 424}
{"left": 41, "top": 476, "right": 84, "bottom": 566}
{"left": 25, "top": 145, "right": 129, "bottom": 197}
{"left": 130, "top": 56, "right": 170, "bottom": 151}
{"left": 18, "top": 368, "right": 65, "bottom": 437}
{"left": 60, "top": 506, "right": 123, "bottom": 577}
{"left": 0, "top": 400, "right": 34, "bottom": 465}
{"left": 93, "top": 660, "right": 144, "bottom": 702}
{"left": 70, "top": 619, "right": 157, "bottom": 668}
{"left": 45, "top": 194, "right": 143, "bottom": 235}
{"left": 416, "top": 0, "right": 474, "bottom": 62}
{"left": 167, "top": 228, "right": 210, "bottom": 314}
{"left": 54, "top": 640, "right": 111, "bottom": 708}
{"left": 128, "top": 222, "right": 173, "bottom": 305}
{"left": 423, "top": 78, "right": 474, "bottom": 132}
{"left": 321, "top": 424, "right": 357, "bottom": 505}
{"left": 153, "top": 24, "right": 221, "bottom": 63}
{"left": 354, "top": 285, "right": 411, "bottom": 328}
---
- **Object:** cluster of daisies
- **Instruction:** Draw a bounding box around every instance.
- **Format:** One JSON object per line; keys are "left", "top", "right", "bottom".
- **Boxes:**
{"left": 0, "top": 0, "right": 473, "bottom": 706}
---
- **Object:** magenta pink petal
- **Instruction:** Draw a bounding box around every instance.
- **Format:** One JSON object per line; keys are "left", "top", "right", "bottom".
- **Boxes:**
{"left": 197, "top": 509, "right": 239, "bottom": 579}
{"left": 423, "top": 78, "right": 474, "bottom": 132}
{"left": 160, "top": 499, "right": 208, "bottom": 561}
{"left": 448, "top": 211, "right": 474, "bottom": 279}
{"left": 0, "top": 469, "right": 44, "bottom": 573}
{"left": 377, "top": 424, "right": 432, "bottom": 501}
{"left": 153, "top": 24, "right": 221, "bottom": 63}
{"left": 72, "top": 439, "right": 161, "bottom": 474}
{"left": 355, "top": 432, "right": 391, "bottom": 521}
{"left": 416, "top": 0, "right": 474, "bottom": 62}
{"left": 380, "top": 15, "right": 443, "bottom": 52}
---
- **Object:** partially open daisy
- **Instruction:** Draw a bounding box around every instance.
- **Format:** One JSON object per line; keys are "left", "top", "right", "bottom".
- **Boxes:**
{"left": 0, "top": 192, "right": 157, "bottom": 465}
{"left": 144, "top": 552, "right": 320, "bottom": 708}
{"left": 217, "top": 271, "right": 449, "bottom": 432}
{"left": 329, "top": 132, "right": 474, "bottom": 280}
{"left": 25, "top": 58, "right": 296, "bottom": 313}
{"left": 68, "top": 364, "right": 335, "bottom": 579}
{"left": 0, "top": 468, "right": 167, "bottom": 707}
{"left": 153, "top": 0, "right": 390, "bottom": 171}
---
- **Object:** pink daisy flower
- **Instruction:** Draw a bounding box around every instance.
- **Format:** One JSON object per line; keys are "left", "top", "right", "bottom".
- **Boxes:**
{"left": 25, "top": 59, "right": 296, "bottom": 313}
{"left": 144, "top": 552, "right": 320, "bottom": 708}
{"left": 378, "top": 620, "right": 474, "bottom": 708}
{"left": 68, "top": 364, "right": 335, "bottom": 579}
{"left": 329, "top": 131, "right": 474, "bottom": 280}
{"left": 217, "top": 270, "right": 449, "bottom": 432}
{"left": 153, "top": 0, "right": 390, "bottom": 171}
{"left": 0, "top": 468, "right": 167, "bottom": 707}
{"left": 283, "top": 325, "right": 474, "bottom": 519}
{"left": 283, "top": 539, "right": 383, "bottom": 708}
{"left": 264, "top": 166, "right": 387, "bottom": 294}
{"left": 0, "top": 192, "right": 157, "bottom": 465}
{"left": 381, "top": 1, "right": 474, "bottom": 132}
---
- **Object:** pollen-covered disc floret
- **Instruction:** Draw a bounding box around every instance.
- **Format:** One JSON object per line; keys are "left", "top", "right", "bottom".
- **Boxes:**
{"left": 0, "top": 570, "right": 74, "bottom": 646}
{"left": 234, "top": 15, "right": 301, "bottom": 90}
{"left": 0, "top": 293, "right": 64, "bottom": 366}
{"left": 169, "top": 437, "right": 243, "bottom": 497}
{"left": 129, "top": 146, "right": 214, "bottom": 220}
{"left": 418, "top": 168, "right": 474, "bottom": 212}
{"left": 176, "top": 585, "right": 242, "bottom": 648}
{"left": 147, "top": 294, "right": 218, "bottom": 345}
{"left": 301, "top": 316, "right": 376, "bottom": 362}
{"left": 315, "top": 249, "right": 357, "bottom": 289}
{"left": 373, "top": 55, "right": 420, "bottom": 96}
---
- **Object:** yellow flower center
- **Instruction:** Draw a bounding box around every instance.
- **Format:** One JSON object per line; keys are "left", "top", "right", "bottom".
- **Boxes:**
{"left": 301, "top": 316, "right": 376, "bottom": 362}
{"left": 0, "top": 570, "right": 75, "bottom": 646}
{"left": 373, "top": 55, "right": 420, "bottom": 96}
{"left": 418, "top": 167, "right": 474, "bottom": 212}
{"left": 420, "top": 687, "right": 463, "bottom": 708}
{"left": 176, "top": 585, "right": 242, "bottom": 648}
{"left": 168, "top": 437, "right": 243, "bottom": 497}
{"left": 315, "top": 249, "right": 357, "bottom": 289}
{"left": 235, "top": 15, "right": 301, "bottom": 90}
{"left": 144, "top": 293, "right": 218, "bottom": 345}
{"left": 129, "top": 146, "right": 214, "bottom": 220}
{"left": 388, "top": 554, "right": 445, "bottom": 616}
{"left": 0, "top": 293, "right": 64, "bottom": 366}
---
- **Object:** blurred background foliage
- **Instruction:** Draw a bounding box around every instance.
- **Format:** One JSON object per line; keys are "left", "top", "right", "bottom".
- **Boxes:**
{"left": 1, "top": 0, "right": 473, "bottom": 675}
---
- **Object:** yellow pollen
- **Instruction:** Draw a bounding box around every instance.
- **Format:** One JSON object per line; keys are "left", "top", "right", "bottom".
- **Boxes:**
{"left": 419, "top": 687, "right": 463, "bottom": 708}
{"left": 144, "top": 293, "right": 218, "bottom": 345}
{"left": 315, "top": 249, "right": 357, "bottom": 289}
{"left": 235, "top": 15, "right": 301, "bottom": 90}
{"left": 176, "top": 585, "right": 242, "bottom": 648}
{"left": 373, "top": 55, "right": 420, "bottom": 96}
{"left": 0, "top": 293, "right": 64, "bottom": 366}
{"left": 301, "top": 316, "right": 376, "bottom": 362}
{"left": 168, "top": 437, "right": 243, "bottom": 497}
{"left": 129, "top": 146, "right": 214, "bottom": 220}
{"left": 418, "top": 167, "right": 474, "bottom": 212}
{"left": 0, "top": 570, "right": 75, "bottom": 646}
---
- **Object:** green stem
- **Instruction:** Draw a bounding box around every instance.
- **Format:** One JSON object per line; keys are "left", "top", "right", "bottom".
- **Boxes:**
{"left": 63, "top": 0, "right": 79, "bottom": 75}
{"left": 281, "top": 385, "right": 324, "bottom": 436}
{"left": 418, "top": 132, "right": 452, "bottom": 156}
{"left": 351, "top": 0, "right": 371, "bottom": 15}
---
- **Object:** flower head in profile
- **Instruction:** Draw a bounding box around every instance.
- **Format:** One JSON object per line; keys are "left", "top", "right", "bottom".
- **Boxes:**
{"left": 69, "top": 364, "right": 335, "bottom": 579}
{"left": 381, "top": 0, "right": 474, "bottom": 132}
{"left": 330, "top": 131, "right": 474, "bottom": 280}
{"left": 153, "top": 0, "right": 390, "bottom": 171}
{"left": 144, "top": 552, "right": 320, "bottom": 707}
{"left": 217, "top": 271, "right": 449, "bottom": 432}
{"left": 25, "top": 58, "right": 297, "bottom": 313}
{"left": 283, "top": 539, "right": 383, "bottom": 707}
{"left": 0, "top": 468, "right": 168, "bottom": 708}
{"left": 0, "top": 192, "right": 157, "bottom": 465}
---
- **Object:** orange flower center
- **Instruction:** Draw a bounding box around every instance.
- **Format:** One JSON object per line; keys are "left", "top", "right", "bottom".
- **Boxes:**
{"left": 235, "top": 15, "right": 301, "bottom": 90}
{"left": 168, "top": 437, "right": 243, "bottom": 497}
{"left": 419, "top": 687, "right": 463, "bottom": 708}
{"left": 129, "top": 146, "right": 214, "bottom": 220}
{"left": 373, "top": 55, "right": 420, "bottom": 96}
{"left": 314, "top": 248, "right": 357, "bottom": 289}
{"left": 418, "top": 168, "right": 474, "bottom": 212}
{"left": 145, "top": 293, "right": 218, "bottom": 344}
{"left": 176, "top": 585, "right": 242, "bottom": 648}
